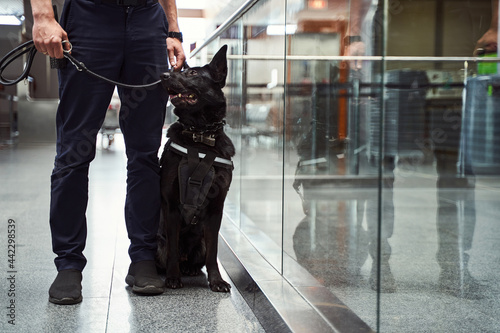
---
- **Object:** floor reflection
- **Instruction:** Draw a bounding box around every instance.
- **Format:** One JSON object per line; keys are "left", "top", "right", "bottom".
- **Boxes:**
{"left": 434, "top": 154, "right": 484, "bottom": 300}
{"left": 291, "top": 154, "right": 486, "bottom": 300}
{"left": 292, "top": 154, "right": 397, "bottom": 294}
{"left": 289, "top": 69, "right": 489, "bottom": 303}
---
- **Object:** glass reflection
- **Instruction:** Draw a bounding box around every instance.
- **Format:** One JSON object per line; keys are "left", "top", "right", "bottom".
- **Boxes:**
{"left": 284, "top": 0, "right": 386, "bottom": 328}
{"left": 196, "top": 0, "right": 500, "bottom": 331}
{"left": 236, "top": 0, "right": 286, "bottom": 270}
{"left": 282, "top": 0, "right": 499, "bottom": 331}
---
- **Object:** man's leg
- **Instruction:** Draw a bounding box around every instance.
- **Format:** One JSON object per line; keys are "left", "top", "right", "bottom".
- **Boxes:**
{"left": 435, "top": 151, "right": 480, "bottom": 299}
{"left": 49, "top": 0, "right": 125, "bottom": 304}
{"left": 118, "top": 2, "right": 169, "bottom": 294}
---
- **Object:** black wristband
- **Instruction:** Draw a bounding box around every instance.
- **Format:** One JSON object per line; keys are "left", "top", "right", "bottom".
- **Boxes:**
{"left": 167, "top": 32, "right": 183, "bottom": 43}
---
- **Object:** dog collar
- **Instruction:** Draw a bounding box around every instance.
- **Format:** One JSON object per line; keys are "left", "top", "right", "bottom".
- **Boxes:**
{"left": 179, "top": 120, "right": 226, "bottom": 147}
{"left": 179, "top": 120, "right": 226, "bottom": 133}
{"left": 182, "top": 130, "right": 216, "bottom": 146}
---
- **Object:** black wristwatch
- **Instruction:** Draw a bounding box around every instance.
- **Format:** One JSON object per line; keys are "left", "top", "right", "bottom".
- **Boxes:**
{"left": 167, "top": 32, "right": 183, "bottom": 43}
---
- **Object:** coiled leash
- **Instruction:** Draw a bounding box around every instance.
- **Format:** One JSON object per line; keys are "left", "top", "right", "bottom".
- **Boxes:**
{"left": 0, "top": 40, "right": 161, "bottom": 88}
{"left": 0, "top": 40, "right": 38, "bottom": 86}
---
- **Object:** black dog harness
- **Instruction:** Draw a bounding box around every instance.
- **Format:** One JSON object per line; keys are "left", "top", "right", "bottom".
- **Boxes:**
{"left": 165, "top": 140, "right": 233, "bottom": 225}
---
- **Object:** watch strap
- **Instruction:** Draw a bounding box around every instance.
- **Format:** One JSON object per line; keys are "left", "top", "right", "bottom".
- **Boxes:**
{"left": 167, "top": 32, "right": 183, "bottom": 42}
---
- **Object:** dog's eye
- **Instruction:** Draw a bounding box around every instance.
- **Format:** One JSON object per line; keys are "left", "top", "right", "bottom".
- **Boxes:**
{"left": 187, "top": 70, "right": 198, "bottom": 76}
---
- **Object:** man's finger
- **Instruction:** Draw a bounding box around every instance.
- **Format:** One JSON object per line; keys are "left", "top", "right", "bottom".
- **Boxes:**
{"left": 169, "top": 55, "right": 177, "bottom": 70}
{"left": 177, "top": 54, "right": 186, "bottom": 68}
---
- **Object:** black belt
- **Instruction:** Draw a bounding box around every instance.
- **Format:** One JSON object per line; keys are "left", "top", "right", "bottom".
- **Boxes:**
{"left": 99, "top": 0, "right": 157, "bottom": 6}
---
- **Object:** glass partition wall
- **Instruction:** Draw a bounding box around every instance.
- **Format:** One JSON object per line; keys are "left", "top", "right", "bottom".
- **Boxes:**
{"left": 193, "top": 0, "right": 500, "bottom": 331}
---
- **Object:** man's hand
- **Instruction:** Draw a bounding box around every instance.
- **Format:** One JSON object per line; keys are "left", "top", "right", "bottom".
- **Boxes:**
{"left": 158, "top": 0, "right": 184, "bottom": 70}
{"left": 31, "top": 8, "right": 69, "bottom": 59}
{"left": 475, "top": 28, "right": 498, "bottom": 56}
{"left": 167, "top": 37, "right": 185, "bottom": 71}
{"left": 475, "top": 0, "right": 499, "bottom": 56}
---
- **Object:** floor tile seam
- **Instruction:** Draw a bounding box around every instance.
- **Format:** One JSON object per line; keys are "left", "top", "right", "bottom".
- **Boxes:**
{"left": 104, "top": 219, "right": 120, "bottom": 333}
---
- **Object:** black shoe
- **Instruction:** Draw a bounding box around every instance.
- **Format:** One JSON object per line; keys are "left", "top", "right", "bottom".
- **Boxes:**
{"left": 49, "top": 269, "right": 83, "bottom": 305}
{"left": 125, "top": 260, "right": 164, "bottom": 295}
{"left": 438, "top": 268, "right": 485, "bottom": 300}
{"left": 369, "top": 262, "right": 397, "bottom": 293}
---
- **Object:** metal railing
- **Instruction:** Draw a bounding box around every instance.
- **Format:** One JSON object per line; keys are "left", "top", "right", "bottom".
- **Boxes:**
{"left": 189, "top": 0, "right": 260, "bottom": 58}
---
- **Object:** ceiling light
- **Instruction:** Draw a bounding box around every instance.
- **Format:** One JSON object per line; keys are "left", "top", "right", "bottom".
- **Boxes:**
{"left": 0, "top": 15, "right": 22, "bottom": 26}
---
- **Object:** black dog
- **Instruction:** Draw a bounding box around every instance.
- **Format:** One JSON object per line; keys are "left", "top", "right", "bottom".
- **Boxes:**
{"left": 157, "top": 45, "right": 235, "bottom": 292}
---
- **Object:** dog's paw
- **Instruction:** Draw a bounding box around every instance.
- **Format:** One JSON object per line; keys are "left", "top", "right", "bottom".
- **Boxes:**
{"left": 209, "top": 279, "right": 231, "bottom": 292}
{"left": 165, "top": 277, "right": 183, "bottom": 289}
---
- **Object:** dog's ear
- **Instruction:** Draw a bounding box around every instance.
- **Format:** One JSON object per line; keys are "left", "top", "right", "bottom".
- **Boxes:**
{"left": 208, "top": 45, "right": 228, "bottom": 88}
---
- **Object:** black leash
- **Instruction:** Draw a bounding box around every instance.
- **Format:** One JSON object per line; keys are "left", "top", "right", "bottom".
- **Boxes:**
{"left": 0, "top": 40, "right": 37, "bottom": 86}
{"left": 0, "top": 40, "right": 161, "bottom": 89}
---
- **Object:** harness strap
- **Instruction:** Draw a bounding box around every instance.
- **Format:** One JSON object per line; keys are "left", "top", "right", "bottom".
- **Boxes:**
{"left": 163, "top": 139, "right": 233, "bottom": 225}
{"left": 179, "top": 148, "right": 217, "bottom": 225}
{"left": 168, "top": 141, "right": 233, "bottom": 169}
{"left": 187, "top": 147, "right": 199, "bottom": 175}
{"left": 188, "top": 149, "right": 217, "bottom": 188}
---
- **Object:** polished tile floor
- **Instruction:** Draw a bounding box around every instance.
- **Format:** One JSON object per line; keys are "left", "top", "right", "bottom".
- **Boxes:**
{"left": 0, "top": 139, "right": 266, "bottom": 333}
{"left": 2, "top": 135, "right": 500, "bottom": 332}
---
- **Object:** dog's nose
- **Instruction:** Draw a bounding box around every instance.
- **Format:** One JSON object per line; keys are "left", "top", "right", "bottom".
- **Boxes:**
{"left": 160, "top": 72, "right": 171, "bottom": 90}
{"left": 161, "top": 72, "right": 170, "bottom": 81}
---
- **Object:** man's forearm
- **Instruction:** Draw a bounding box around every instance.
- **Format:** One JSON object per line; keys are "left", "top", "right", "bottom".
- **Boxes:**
{"left": 159, "top": 0, "right": 180, "bottom": 32}
{"left": 30, "top": 0, "right": 69, "bottom": 58}
{"left": 30, "top": 0, "right": 56, "bottom": 21}
{"left": 349, "top": 0, "right": 371, "bottom": 36}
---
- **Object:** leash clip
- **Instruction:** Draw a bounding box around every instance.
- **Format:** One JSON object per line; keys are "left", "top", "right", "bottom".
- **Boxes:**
{"left": 75, "top": 62, "right": 85, "bottom": 72}
{"left": 64, "top": 53, "right": 85, "bottom": 72}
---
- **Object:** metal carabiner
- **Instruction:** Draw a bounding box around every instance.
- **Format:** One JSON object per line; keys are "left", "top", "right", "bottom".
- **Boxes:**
{"left": 62, "top": 40, "right": 73, "bottom": 54}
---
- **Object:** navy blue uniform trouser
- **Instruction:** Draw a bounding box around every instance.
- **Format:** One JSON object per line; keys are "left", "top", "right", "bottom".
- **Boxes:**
{"left": 51, "top": 0, "right": 169, "bottom": 271}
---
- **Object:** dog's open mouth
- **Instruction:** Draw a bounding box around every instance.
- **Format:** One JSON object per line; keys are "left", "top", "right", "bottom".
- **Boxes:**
{"left": 169, "top": 91, "right": 198, "bottom": 106}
